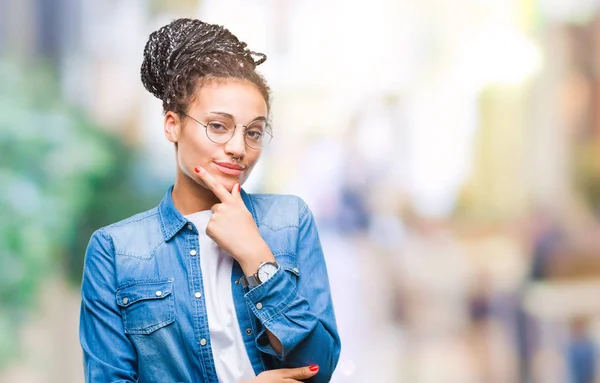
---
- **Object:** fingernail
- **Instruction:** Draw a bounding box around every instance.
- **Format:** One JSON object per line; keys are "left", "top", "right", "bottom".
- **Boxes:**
{"left": 238, "top": 184, "right": 241, "bottom": 192}
{"left": 194, "top": 167, "right": 201, "bottom": 174}
{"left": 309, "top": 365, "right": 319, "bottom": 372}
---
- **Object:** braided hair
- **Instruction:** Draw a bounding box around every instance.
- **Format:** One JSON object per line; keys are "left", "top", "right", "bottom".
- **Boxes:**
{"left": 141, "top": 18, "right": 270, "bottom": 115}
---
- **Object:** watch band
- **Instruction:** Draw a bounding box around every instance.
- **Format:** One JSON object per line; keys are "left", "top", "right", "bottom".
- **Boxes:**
{"left": 239, "top": 273, "right": 260, "bottom": 288}
{"left": 239, "top": 261, "right": 279, "bottom": 288}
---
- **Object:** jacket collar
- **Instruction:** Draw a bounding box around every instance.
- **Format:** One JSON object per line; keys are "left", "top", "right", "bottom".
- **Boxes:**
{"left": 158, "top": 185, "right": 257, "bottom": 241}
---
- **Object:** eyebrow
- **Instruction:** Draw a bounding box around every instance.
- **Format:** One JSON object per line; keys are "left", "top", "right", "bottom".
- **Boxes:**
{"left": 208, "top": 111, "right": 267, "bottom": 123}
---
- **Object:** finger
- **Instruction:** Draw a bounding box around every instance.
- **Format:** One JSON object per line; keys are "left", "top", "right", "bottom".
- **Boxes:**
{"left": 210, "top": 203, "right": 221, "bottom": 214}
{"left": 205, "top": 226, "right": 214, "bottom": 241}
{"left": 231, "top": 183, "right": 241, "bottom": 199}
{"left": 280, "top": 366, "right": 319, "bottom": 380}
{"left": 282, "top": 380, "right": 302, "bottom": 383}
{"left": 194, "top": 166, "right": 233, "bottom": 202}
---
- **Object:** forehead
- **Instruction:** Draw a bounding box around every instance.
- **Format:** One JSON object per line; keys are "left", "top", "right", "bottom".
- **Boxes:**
{"left": 190, "top": 79, "right": 268, "bottom": 120}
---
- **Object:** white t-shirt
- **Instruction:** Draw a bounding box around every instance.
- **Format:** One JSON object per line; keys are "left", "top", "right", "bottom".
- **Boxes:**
{"left": 185, "top": 211, "right": 256, "bottom": 382}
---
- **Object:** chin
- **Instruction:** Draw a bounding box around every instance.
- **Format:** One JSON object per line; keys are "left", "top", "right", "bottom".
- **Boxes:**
{"left": 216, "top": 176, "right": 239, "bottom": 191}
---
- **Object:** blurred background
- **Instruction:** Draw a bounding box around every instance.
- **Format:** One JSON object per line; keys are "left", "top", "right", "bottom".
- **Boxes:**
{"left": 2, "top": 0, "right": 600, "bottom": 382}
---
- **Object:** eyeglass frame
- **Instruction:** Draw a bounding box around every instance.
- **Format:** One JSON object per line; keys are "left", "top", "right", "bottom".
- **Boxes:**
{"left": 181, "top": 112, "right": 273, "bottom": 150}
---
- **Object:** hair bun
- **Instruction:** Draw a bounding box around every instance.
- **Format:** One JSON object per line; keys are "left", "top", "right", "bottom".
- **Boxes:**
{"left": 140, "top": 18, "right": 267, "bottom": 101}
{"left": 141, "top": 18, "right": 205, "bottom": 99}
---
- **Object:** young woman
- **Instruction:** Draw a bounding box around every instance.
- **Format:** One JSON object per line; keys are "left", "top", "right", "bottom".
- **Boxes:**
{"left": 79, "top": 18, "right": 340, "bottom": 383}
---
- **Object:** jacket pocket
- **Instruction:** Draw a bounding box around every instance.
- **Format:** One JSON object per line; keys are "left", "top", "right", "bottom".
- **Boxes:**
{"left": 116, "top": 279, "right": 175, "bottom": 335}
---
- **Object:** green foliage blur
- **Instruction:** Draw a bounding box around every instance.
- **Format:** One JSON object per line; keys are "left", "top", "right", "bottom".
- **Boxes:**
{"left": 0, "top": 58, "right": 161, "bottom": 366}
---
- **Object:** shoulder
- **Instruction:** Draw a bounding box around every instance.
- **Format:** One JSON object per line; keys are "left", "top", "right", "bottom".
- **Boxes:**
{"left": 247, "top": 193, "right": 307, "bottom": 212}
{"left": 103, "top": 206, "right": 160, "bottom": 230}
{"left": 91, "top": 206, "right": 163, "bottom": 252}
{"left": 246, "top": 193, "right": 312, "bottom": 229}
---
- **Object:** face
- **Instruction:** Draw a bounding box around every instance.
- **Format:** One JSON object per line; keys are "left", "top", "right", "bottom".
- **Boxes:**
{"left": 164, "top": 79, "right": 268, "bottom": 193}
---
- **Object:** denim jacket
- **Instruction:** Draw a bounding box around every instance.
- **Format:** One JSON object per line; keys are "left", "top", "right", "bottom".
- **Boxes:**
{"left": 79, "top": 186, "right": 341, "bottom": 383}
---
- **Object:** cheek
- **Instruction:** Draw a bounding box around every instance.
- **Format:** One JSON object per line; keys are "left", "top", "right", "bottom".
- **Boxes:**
{"left": 241, "top": 154, "right": 261, "bottom": 180}
{"left": 176, "top": 133, "right": 215, "bottom": 169}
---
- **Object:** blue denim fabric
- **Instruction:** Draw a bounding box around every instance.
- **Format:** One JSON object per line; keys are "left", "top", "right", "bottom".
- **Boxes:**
{"left": 80, "top": 186, "right": 341, "bottom": 383}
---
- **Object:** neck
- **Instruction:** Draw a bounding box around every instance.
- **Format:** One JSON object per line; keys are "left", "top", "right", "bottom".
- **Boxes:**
{"left": 171, "top": 169, "right": 219, "bottom": 215}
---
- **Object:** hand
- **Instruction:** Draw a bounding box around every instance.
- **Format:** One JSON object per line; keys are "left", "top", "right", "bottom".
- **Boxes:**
{"left": 242, "top": 365, "right": 319, "bottom": 383}
{"left": 194, "top": 166, "right": 274, "bottom": 273}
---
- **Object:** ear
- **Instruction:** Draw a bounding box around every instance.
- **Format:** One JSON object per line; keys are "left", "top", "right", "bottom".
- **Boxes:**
{"left": 164, "top": 111, "right": 182, "bottom": 143}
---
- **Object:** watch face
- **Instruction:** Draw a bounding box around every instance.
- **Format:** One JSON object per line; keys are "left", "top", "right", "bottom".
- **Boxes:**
{"left": 257, "top": 262, "right": 279, "bottom": 283}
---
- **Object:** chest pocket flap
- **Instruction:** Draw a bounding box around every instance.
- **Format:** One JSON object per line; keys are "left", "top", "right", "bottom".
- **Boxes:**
{"left": 116, "top": 279, "right": 175, "bottom": 335}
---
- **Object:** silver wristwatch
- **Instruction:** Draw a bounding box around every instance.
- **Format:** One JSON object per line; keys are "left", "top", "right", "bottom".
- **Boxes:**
{"left": 239, "top": 261, "right": 279, "bottom": 288}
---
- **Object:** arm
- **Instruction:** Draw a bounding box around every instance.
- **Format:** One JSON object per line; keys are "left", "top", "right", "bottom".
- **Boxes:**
{"left": 189, "top": 169, "right": 341, "bottom": 381}
{"left": 80, "top": 229, "right": 138, "bottom": 383}
{"left": 244, "top": 200, "right": 341, "bottom": 383}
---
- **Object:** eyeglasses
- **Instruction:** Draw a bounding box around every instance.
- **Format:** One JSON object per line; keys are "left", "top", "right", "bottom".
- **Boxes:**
{"left": 182, "top": 112, "right": 272, "bottom": 150}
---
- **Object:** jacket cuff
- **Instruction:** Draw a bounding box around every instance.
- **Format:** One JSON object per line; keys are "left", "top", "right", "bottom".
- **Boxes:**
{"left": 244, "top": 266, "right": 297, "bottom": 323}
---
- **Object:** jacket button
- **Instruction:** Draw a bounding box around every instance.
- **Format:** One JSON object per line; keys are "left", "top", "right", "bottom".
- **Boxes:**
{"left": 155, "top": 291, "right": 162, "bottom": 297}
{"left": 190, "top": 249, "right": 197, "bottom": 256}
{"left": 293, "top": 267, "right": 299, "bottom": 274}
{"left": 246, "top": 328, "right": 252, "bottom": 335}
{"left": 256, "top": 302, "right": 263, "bottom": 310}
{"left": 200, "top": 338, "right": 207, "bottom": 346}
{"left": 187, "top": 224, "right": 193, "bottom": 230}
{"left": 194, "top": 292, "right": 202, "bottom": 299}
{"left": 122, "top": 297, "right": 129, "bottom": 305}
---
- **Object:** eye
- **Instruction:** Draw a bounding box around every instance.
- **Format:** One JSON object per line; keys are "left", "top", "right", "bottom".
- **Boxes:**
{"left": 245, "top": 121, "right": 266, "bottom": 141}
{"left": 245, "top": 129, "right": 263, "bottom": 141}
{"left": 207, "top": 121, "right": 229, "bottom": 132}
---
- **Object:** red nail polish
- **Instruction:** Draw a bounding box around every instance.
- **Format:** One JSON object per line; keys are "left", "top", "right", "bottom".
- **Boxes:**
{"left": 194, "top": 167, "right": 200, "bottom": 173}
{"left": 238, "top": 184, "right": 241, "bottom": 192}
{"left": 309, "top": 365, "right": 319, "bottom": 372}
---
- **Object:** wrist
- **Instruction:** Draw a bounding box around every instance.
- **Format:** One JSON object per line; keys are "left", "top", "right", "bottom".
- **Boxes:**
{"left": 239, "top": 260, "right": 280, "bottom": 288}
{"left": 238, "top": 240, "right": 274, "bottom": 276}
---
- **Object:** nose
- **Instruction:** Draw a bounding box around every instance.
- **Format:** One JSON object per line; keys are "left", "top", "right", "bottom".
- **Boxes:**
{"left": 224, "top": 126, "right": 246, "bottom": 159}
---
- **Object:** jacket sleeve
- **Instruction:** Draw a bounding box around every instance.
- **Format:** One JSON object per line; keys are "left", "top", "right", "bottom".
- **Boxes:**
{"left": 244, "top": 199, "right": 341, "bottom": 382}
{"left": 80, "top": 229, "right": 138, "bottom": 383}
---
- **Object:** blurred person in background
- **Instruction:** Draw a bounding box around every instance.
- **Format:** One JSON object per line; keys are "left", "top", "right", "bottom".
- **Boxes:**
{"left": 567, "top": 317, "right": 597, "bottom": 383}
{"left": 79, "top": 18, "right": 340, "bottom": 383}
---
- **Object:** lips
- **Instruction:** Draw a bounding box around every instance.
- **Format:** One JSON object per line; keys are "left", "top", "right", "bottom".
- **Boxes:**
{"left": 213, "top": 161, "right": 246, "bottom": 176}
{"left": 214, "top": 161, "right": 244, "bottom": 170}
